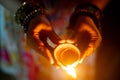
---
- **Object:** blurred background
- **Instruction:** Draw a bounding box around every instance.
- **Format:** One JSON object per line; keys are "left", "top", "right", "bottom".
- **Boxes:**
{"left": 0, "top": 0, "right": 120, "bottom": 80}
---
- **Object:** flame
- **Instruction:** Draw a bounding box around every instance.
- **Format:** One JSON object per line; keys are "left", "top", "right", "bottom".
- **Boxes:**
{"left": 65, "top": 65, "right": 77, "bottom": 79}
{"left": 54, "top": 43, "right": 80, "bottom": 67}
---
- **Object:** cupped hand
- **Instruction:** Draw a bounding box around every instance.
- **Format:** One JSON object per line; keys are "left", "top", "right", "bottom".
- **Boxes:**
{"left": 66, "top": 15, "right": 102, "bottom": 62}
{"left": 26, "top": 15, "right": 61, "bottom": 60}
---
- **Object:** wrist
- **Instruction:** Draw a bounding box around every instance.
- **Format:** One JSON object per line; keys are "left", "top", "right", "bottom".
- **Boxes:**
{"left": 69, "top": 3, "right": 103, "bottom": 31}
{"left": 15, "top": 2, "right": 46, "bottom": 33}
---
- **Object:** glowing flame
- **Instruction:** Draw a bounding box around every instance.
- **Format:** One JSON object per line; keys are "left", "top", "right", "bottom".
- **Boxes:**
{"left": 54, "top": 43, "right": 80, "bottom": 67}
{"left": 54, "top": 40, "right": 80, "bottom": 79}
{"left": 65, "top": 65, "right": 77, "bottom": 79}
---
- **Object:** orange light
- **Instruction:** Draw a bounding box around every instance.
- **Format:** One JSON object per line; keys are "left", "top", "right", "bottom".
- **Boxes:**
{"left": 65, "top": 65, "right": 77, "bottom": 79}
{"left": 54, "top": 43, "right": 80, "bottom": 67}
{"left": 33, "top": 23, "right": 52, "bottom": 33}
{"left": 54, "top": 40, "right": 81, "bottom": 79}
{"left": 59, "top": 40, "right": 74, "bottom": 44}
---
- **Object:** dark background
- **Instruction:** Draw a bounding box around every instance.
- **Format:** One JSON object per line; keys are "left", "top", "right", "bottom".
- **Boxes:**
{"left": 95, "top": 0, "right": 120, "bottom": 80}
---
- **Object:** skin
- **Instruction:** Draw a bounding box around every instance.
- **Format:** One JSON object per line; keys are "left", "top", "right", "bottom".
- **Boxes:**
{"left": 0, "top": 0, "right": 110, "bottom": 64}
{"left": 0, "top": 0, "right": 110, "bottom": 79}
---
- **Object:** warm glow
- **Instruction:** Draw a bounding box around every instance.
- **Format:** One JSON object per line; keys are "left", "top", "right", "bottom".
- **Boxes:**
{"left": 54, "top": 43, "right": 80, "bottom": 67}
{"left": 33, "top": 23, "right": 52, "bottom": 38}
{"left": 54, "top": 40, "right": 82, "bottom": 79}
{"left": 65, "top": 65, "right": 77, "bottom": 79}
{"left": 59, "top": 40, "right": 74, "bottom": 44}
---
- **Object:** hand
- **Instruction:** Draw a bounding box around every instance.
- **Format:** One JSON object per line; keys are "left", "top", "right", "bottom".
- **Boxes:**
{"left": 26, "top": 15, "right": 61, "bottom": 60}
{"left": 66, "top": 15, "right": 102, "bottom": 62}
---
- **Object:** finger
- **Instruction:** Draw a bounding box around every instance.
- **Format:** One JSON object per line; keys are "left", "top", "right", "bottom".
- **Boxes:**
{"left": 78, "top": 22, "right": 102, "bottom": 48}
{"left": 27, "top": 22, "right": 61, "bottom": 59}
{"left": 26, "top": 29, "right": 46, "bottom": 56}
{"left": 26, "top": 18, "right": 51, "bottom": 58}
{"left": 67, "top": 16, "right": 102, "bottom": 59}
{"left": 30, "top": 15, "right": 61, "bottom": 45}
{"left": 47, "top": 30, "right": 61, "bottom": 45}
